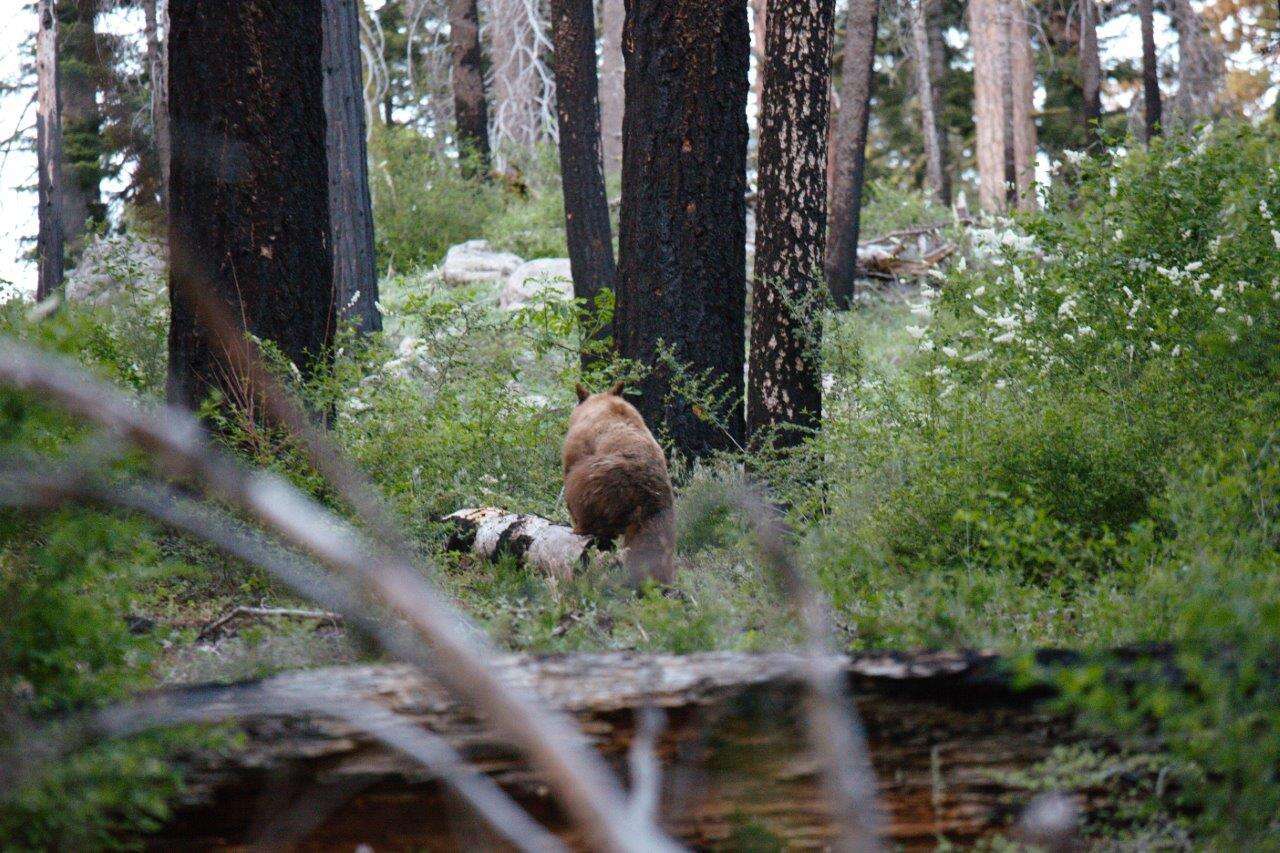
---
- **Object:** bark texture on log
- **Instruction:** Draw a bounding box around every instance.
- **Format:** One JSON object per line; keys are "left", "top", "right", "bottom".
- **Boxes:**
{"left": 324, "top": 0, "right": 381, "bottom": 334}
{"left": 35, "top": 0, "right": 66, "bottom": 303}
{"left": 443, "top": 507, "right": 599, "bottom": 580}
{"left": 448, "top": 0, "right": 492, "bottom": 174}
{"left": 1138, "top": 0, "right": 1162, "bottom": 141}
{"left": 825, "top": 0, "right": 880, "bottom": 308}
{"left": 598, "top": 0, "right": 625, "bottom": 178}
{"left": 615, "top": 0, "right": 750, "bottom": 459}
{"left": 747, "top": 0, "right": 835, "bottom": 445}
{"left": 548, "top": 0, "right": 616, "bottom": 367}
{"left": 166, "top": 0, "right": 336, "bottom": 409}
{"left": 144, "top": 651, "right": 1105, "bottom": 850}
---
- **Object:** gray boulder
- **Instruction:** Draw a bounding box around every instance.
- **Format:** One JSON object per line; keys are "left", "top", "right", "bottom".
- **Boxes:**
{"left": 499, "top": 258, "right": 574, "bottom": 310}
{"left": 440, "top": 240, "right": 523, "bottom": 286}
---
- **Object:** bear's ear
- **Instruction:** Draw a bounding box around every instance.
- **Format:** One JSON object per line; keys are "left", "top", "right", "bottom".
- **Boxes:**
{"left": 575, "top": 382, "right": 590, "bottom": 402}
{"left": 608, "top": 380, "right": 625, "bottom": 396}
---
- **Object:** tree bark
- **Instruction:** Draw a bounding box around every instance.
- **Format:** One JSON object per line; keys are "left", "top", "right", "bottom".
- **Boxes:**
{"left": 141, "top": 651, "right": 1136, "bottom": 849}
{"left": 1168, "top": 0, "right": 1225, "bottom": 129}
{"left": 970, "top": 0, "right": 1008, "bottom": 212}
{"left": 615, "top": 0, "right": 750, "bottom": 459}
{"left": 910, "top": 0, "right": 946, "bottom": 206}
{"left": 324, "top": 0, "right": 381, "bottom": 335}
{"left": 1007, "top": 0, "right": 1037, "bottom": 211}
{"left": 752, "top": 0, "right": 767, "bottom": 118}
{"left": 448, "top": 0, "right": 492, "bottom": 174}
{"left": 56, "top": 0, "right": 104, "bottom": 256}
{"left": 1079, "top": 0, "right": 1102, "bottom": 151}
{"left": 747, "top": 0, "right": 835, "bottom": 446}
{"left": 35, "top": 0, "right": 65, "bottom": 303}
{"left": 166, "top": 0, "right": 337, "bottom": 410}
{"left": 143, "top": 0, "right": 171, "bottom": 213}
{"left": 598, "top": 0, "right": 625, "bottom": 178}
{"left": 825, "top": 0, "right": 880, "bottom": 309}
{"left": 925, "top": 0, "right": 951, "bottom": 206}
{"left": 1137, "top": 0, "right": 1162, "bottom": 141}
{"left": 548, "top": 0, "right": 616, "bottom": 369}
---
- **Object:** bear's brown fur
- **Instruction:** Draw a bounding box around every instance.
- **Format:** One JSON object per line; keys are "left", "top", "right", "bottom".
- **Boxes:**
{"left": 562, "top": 381, "right": 676, "bottom": 584}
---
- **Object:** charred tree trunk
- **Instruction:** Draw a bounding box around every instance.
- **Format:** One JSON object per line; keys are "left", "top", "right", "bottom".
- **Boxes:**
{"left": 747, "top": 0, "right": 835, "bottom": 445}
{"left": 323, "top": 0, "right": 380, "bottom": 334}
{"left": 143, "top": 0, "right": 170, "bottom": 213}
{"left": 615, "top": 0, "right": 750, "bottom": 459}
{"left": 167, "top": 0, "right": 336, "bottom": 410}
{"left": 910, "top": 0, "right": 946, "bottom": 206}
{"left": 549, "top": 0, "right": 616, "bottom": 369}
{"left": 599, "top": 0, "right": 625, "bottom": 178}
{"left": 1079, "top": 0, "right": 1101, "bottom": 151}
{"left": 56, "top": 0, "right": 104, "bottom": 256}
{"left": 35, "top": 0, "right": 65, "bottom": 303}
{"left": 1138, "top": 0, "right": 1162, "bottom": 141}
{"left": 448, "top": 0, "right": 491, "bottom": 175}
{"left": 141, "top": 651, "right": 1143, "bottom": 849}
{"left": 825, "top": 0, "right": 880, "bottom": 309}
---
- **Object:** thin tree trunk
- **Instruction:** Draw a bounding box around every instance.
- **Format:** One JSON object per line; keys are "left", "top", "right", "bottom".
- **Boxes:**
{"left": 616, "top": 0, "right": 750, "bottom": 459}
{"left": 825, "top": 0, "right": 880, "bottom": 308}
{"left": 143, "top": 0, "right": 170, "bottom": 213}
{"left": 324, "top": 0, "right": 380, "bottom": 334}
{"left": 167, "top": 0, "right": 337, "bottom": 410}
{"left": 548, "top": 0, "right": 615, "bottom": 369}
{"left": 747, "top": 0, "right": 835, "bottom": 445}
{"left": 1168, "top": 0, "right": 1225, "bottom": 128}
{"left": 448, "top": 0, "right": 491, "bottom": 174}
{"left": 752, "top": 0, "right": 767, "bottom": 116}
{"left": 910, "top": 0, "right": 945, "bottom": 206}
{"left": 57, "top": 0, "right": 103, "bottom": 256}
{"left": 1079, "top": 0, "right": 1101, "bottom": 150}
{"left": 925, "top": 0, "right": 951, "bottom": 205}
{"left": 598, "top": 0, "right": 624, "bottom": 178}
{"left": 1138, "top": 0, "right": 1161, "bottom": 140}
{"left": 35, "top": 0, "right": 65, "bottom": 303}
{"left": 1008, "top": 0, "right": 1037, "bottom": 211}
{"left": 970, "top": 0, "right": 1007, "bottom": 212}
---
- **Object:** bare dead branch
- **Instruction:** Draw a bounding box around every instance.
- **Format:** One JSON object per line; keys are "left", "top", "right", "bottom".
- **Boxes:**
{"left": 0, "top": 339, "right": 680, "bottom": 853}
{"left": 197, "top": 606, "right": 343, "bottom": 642}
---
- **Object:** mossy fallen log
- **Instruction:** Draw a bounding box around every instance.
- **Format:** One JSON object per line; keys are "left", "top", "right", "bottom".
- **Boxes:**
{"left": 143, "top": 650, "right": 1128, "bottom": 851}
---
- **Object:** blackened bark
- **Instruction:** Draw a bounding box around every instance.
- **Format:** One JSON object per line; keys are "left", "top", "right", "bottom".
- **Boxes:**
{"left": 448, "top": 0, "right": 491, "bottom": 174}
{"left": 616, "top": 0, "right": 749, "bottom": 458}
{"left": 825, "top": 0, "right": 880, "bottom": 309}
{"left": 57, "top": 0, "right": 104, "bottom": 255}
{"left": 1079, "top": 0, "right": 1101, "bottom": 150}
{"left": 548, "top": 0, "right": 616, "bottom": 369}
{"left": 144, "top": 0, "right": 170, "bottom": 213}
{"left": 1138, "top": 0, "right": 1161, "bottom": 140}
{"left": 323, "top": 0, "right": 380, "bottom": 334}
{"left": 167, "top": 0, "right": 336, "bottom": 410}
{"left": 35, "top": 0, "right": 65, "bottom": 303}
{"left": 910, "top": 0, "right": 945, "bottom": 206}
{"left": 599, "top": 0, "right": 625, "bottom": 177}
{"left": 747, "top": 0, "right": 835, "bottom": 446}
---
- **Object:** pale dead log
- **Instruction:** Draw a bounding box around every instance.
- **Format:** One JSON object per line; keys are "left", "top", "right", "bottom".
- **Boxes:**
{"left": 135, "top": 651, "right": 1117, "bottom": 850}
{"left": 443, "top": 507, "right": 601, "bottom": 581}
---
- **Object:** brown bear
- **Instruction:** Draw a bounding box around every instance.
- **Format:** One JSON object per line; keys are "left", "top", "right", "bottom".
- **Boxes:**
{"left": 562, "top": 381, "right": 676, "bottom": 584}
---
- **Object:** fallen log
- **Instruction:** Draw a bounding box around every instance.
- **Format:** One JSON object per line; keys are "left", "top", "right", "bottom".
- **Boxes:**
{"left": 443, "top": 507, "right": 603, "bottom": 581}
{"left": 144, "top": 650, "right": 1130, "bottom": 851}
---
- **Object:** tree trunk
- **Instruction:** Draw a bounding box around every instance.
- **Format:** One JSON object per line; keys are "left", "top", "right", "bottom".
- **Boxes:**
{"left": 448, "top": 0, "right": 492, "bottom": 174}
{"left": 1138, "top": 0, "right": 1162, "bottom": 141}
{"left": 1079, "top": 0, "right": 1101, "bottom": 151}
{"left": 1007, "top": 0, "right": 1037, "bottom": 211}
{"left": 925, "top": 0, "right": 951, "bottom": 206}
{"left": 909, "top": 0, "right": 945, "bottom": 206}
{"left": 166, "top": 0, "right": 336, "bottom": 410}
{"left": 549, "top": 0, "right": 616, "bottom": 370}
{"left": 747, "top": 0, "right": 835, "bottom": 446}
{"left": 35, "top": 0, "right": 65, "bottom": 303}
{"left": 825, "top": 0, "right": 880, "bottom": 308}
{"left": 143, "top": 0, "right": 171, "bottom": 213}
{"left": 752, "top": 0, "right": 767, "bottom": 118}
{"left": 1168, "top": 0, "right": 1225, "bottom": 129}
{"left": 323, "top": 0, "right": 381, "bottom": 335}
{"left": 489, "top": 0, "right": 556, "bottom": 161}
{"left": 598, "top": 0, "right": 625, "bottom": 178}
{"left": 56, "top": 0, "right": 104, "bottom": 256}
{"left": 970, "top": 0, "right": 1008, "bottom": 212}
{"left": 615, "top": 0, "right": 750, "bottom": 459}
{"left": 140, "top": 651, "right": 1140, "bottom": 849}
